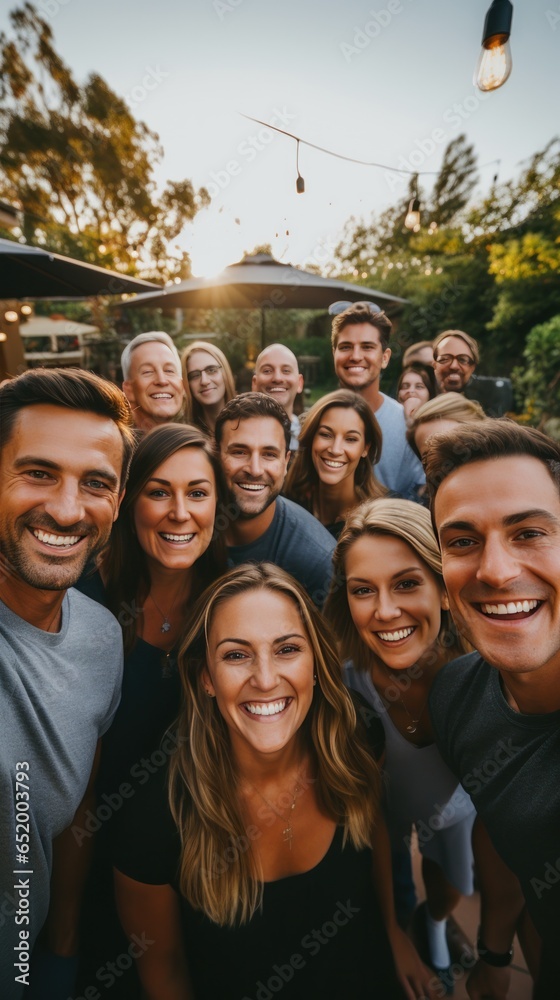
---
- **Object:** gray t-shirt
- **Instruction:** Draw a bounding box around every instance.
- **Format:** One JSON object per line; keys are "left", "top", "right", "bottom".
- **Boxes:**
{"left": 227, "top": 495, "right": 335, "bottom": 607}
{"left": 374, "top": 393, "right": 425, "bottom": 500}
{"left": 430, "top": 653, "right": 560, "bottom": 948}
{"left": 0, "top": 590, "right": 123, "bottom": 998}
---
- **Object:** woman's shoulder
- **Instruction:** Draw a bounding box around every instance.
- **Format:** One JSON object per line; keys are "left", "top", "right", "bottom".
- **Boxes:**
{"left": 112, "top": 758, "right": 181, "bottom": 884}
{"left": 348, "top": 688, "right": 385, "bottom": 761}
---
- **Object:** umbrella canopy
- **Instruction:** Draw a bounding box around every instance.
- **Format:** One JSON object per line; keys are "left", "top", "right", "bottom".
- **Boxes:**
{"left": 124, "top": 253, "right": 407, "bottom": 315}
{"left": 0, "top": 239, "right": 160, "bottom": 298}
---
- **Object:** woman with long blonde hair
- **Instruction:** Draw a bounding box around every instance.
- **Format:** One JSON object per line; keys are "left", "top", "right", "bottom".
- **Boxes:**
{"left": 181, "top": 340, "right": 236, "bottom": 438}
{"left": 114, "top": 563, "right": 435, "bottom": 1000}
{"left": 325, "top": 499, "right": 475, "bottom": 994}
{"left": 285, "top": 388, "right": 386, "bottom": 539}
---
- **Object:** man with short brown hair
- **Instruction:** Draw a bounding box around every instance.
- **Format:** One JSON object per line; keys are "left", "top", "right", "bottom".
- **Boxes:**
{"left": 426, "top": 419, "right": 560, "bottom": 998}
{"left": 332, "top": 303, "right": 424, "bottom": 499}
{"left": 215, "top": 392, "right": 335, "bottom": 606}
{"left": 0, "top": 368, "right": 133, "bottom": 998}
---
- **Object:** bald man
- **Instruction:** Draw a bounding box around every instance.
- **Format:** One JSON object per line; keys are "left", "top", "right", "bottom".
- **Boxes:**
{"left": 252, "top": 343, "right": 304, "bottom": 451}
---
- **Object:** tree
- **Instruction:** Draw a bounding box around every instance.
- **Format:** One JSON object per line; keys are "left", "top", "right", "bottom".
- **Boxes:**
{"left": 0, "top": 3, "right": 209, "bottom": 281}
{"left": 512, "top": 314, "right": 560, "bottom": 439}
{"left": 333, "top": 134, "right": 560, "bottom": 374}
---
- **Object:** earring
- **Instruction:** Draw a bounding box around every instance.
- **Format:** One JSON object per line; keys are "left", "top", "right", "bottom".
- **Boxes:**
{"left": 313, "top": 674, "right": 317, "bottom": 685}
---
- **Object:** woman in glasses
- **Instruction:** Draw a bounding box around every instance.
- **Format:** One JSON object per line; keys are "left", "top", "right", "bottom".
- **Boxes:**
{"left": 181, "top": 341, "right": 236, "bottom": 439}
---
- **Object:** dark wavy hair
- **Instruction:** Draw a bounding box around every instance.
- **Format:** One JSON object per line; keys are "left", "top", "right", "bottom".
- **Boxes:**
{"left": 103, "top": 424, "right": 227, "bottom": 652}
{"left": 215, "top": 391, "right": 292, "bottom": 452}
{"left": 397, "top": 363, "right": 437, "bottom": 403}
{"left": 284, "top": 389, "right": 386, "bottom": 512}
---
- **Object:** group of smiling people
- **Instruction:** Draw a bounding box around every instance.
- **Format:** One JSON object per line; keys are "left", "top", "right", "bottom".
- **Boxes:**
{"left": 77, "top": 419, "right": 471, "bottom": 1000}
{"left": 64, "top": 313, "right": 556, "bottom": 1000}
{"left": 1, "top": 295, "right": 557, "bottom": 1000}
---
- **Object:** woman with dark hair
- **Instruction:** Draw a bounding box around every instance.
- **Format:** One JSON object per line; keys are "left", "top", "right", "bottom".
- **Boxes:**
{"left": 114, "top": 564, "right": 435, "bottom": 1000}
{"left": 84, "top": 422, "right": 227, "bottom": 780}
{"left": 325, "top": 499, "right": 475, "bottom": 993}
{"left": 181, "top": 340, "right": 236, "bottom": 439}
{"left": 284, "top": 389, "right": 386, "bottom": 539}
{"left": 397, "top": 364, "right": 437, "bottom": 422}
{"left": 76, "top": 424, "right": 228, "bottom": 996}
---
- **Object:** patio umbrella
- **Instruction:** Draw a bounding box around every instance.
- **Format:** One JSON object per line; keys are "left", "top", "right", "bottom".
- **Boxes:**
{"left": 0, "top": 238, "right": 160, "bottom": 298}
{"left": 125, "top": 252, "right": 407, "bottom": 314}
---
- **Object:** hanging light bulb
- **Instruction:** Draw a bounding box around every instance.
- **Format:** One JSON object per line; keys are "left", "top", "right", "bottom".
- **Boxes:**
{"left": 404, "top": 176, "right": 421, "bottom": 230}
{"left": 475, "top": 0, "right": 513, "bottom": 92}
{"left": 295, "top": 139, "right": 305, "bottom": 194}
{"left": 20, "top": 304, "right": 33, "bottom": 315}
{"left": 404, "top": 197, "right": 421, "bottom": 230}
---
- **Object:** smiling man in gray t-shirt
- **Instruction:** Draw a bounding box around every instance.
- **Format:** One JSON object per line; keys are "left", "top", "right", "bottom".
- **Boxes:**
{"left": 0, "top": 369, "right": 134, "bottom": 999}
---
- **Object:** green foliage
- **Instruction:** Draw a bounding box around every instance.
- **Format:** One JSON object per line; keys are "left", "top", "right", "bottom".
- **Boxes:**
{"left": 0, "top": 3, "right": 209, "bottom": 281}
{"left": 334, "top": 135, "right": 560, "bottom": 375}
{"left": 512, "top": 315, "right": 560, "bottom": 435}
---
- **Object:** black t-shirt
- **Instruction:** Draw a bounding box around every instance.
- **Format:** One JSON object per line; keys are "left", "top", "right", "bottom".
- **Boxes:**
{"left": 114, "top": 697, "right": 399, "bottom": 1000}
{"left": 429, "top": 653, "right": 560, "bottom": 949}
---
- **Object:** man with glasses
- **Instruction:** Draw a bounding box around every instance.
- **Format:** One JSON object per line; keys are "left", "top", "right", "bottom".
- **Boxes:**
{"left": 432, "top": 329, "right": 479, "bottom": 395}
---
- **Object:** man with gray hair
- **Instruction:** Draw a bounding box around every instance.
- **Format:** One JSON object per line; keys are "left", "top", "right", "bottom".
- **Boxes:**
{"left": 121, "top": 331, "right": 185, "bottom": 432}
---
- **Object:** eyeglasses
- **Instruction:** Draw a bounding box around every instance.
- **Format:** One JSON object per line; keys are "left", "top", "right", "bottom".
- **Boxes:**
{"left": 187, "top": 364, "right": 222, "bottom": 382}
{"left": 434, "top": 354, "right": 475, "bottom": 368}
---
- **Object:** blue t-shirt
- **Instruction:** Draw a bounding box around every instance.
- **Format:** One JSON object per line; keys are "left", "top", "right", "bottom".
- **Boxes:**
{"left": 374, "top": 393, "right": 425, "bottom": 501}
{"left": 227, "top": 495, "right": 335, "bottom": 607}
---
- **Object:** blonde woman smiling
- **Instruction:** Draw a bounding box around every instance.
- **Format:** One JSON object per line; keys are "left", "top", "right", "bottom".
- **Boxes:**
{"left": 114, "top": 564, "right": 435, "bottom": 1000}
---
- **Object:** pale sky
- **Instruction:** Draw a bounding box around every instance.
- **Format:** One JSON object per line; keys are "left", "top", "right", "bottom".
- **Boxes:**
{"left": 2, "top": 0, "right": 559, "bottom": 275}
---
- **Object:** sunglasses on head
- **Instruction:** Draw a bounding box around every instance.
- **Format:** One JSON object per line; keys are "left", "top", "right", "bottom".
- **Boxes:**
{"left": 328, "top": 300, "right": 382, "bottom": 317}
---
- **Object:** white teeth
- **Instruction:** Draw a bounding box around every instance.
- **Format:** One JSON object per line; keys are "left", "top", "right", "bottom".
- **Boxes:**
{"left": 34, "top": 530, "right": 81, "bottom": 547}
{"left": 323, "top": 459, "right": 344, "bottom": 468}
{"left": 239, "top": 484, "right": 265, "bottom": 491}
{"left": 161, "top": 533, "right": 194, "bottom": 542}
{"left": 152, "top": 393, "right": 172, "bottom": 398}
{"left": 377, "top": 627, "right": 415, "bottom": 642}
{"left": 481, "top": 600, "right": 538, "bottom": 616}
{"left": 245, "top": 700, "right": 287, "bottom": 716}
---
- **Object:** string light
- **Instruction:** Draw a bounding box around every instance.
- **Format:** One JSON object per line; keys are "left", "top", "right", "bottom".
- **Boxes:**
{"left": 404, "top": 176, "right": 421, "bottom": 230}
{"left": 475, "top": 0, "right": 513, "bottom": 92}
{"left": 241, "top": 114, "right": 501, "bottom": 179}
{"left": 296, "top": 140, "right": 305, "bottom": 194}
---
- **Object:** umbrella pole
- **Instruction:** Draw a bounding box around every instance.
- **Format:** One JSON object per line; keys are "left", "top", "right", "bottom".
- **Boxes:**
{"left": 260, "top": 308, "right": 266, "bottom": 352}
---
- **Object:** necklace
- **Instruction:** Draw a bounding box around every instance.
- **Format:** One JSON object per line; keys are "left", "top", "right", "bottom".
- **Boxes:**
{"left": 148, "top": 591, "right": 179, "bottom": 634}
{"left": 381, "top": 668, "right": 431, "bottom": 735}
{"left": 249, "top": 779, "right": 301, "bottom": 849}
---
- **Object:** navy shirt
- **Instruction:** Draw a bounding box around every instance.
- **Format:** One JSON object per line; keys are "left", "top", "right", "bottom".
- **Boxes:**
{"left": 227, "top": 496, "right": 335, "bottom": 607}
